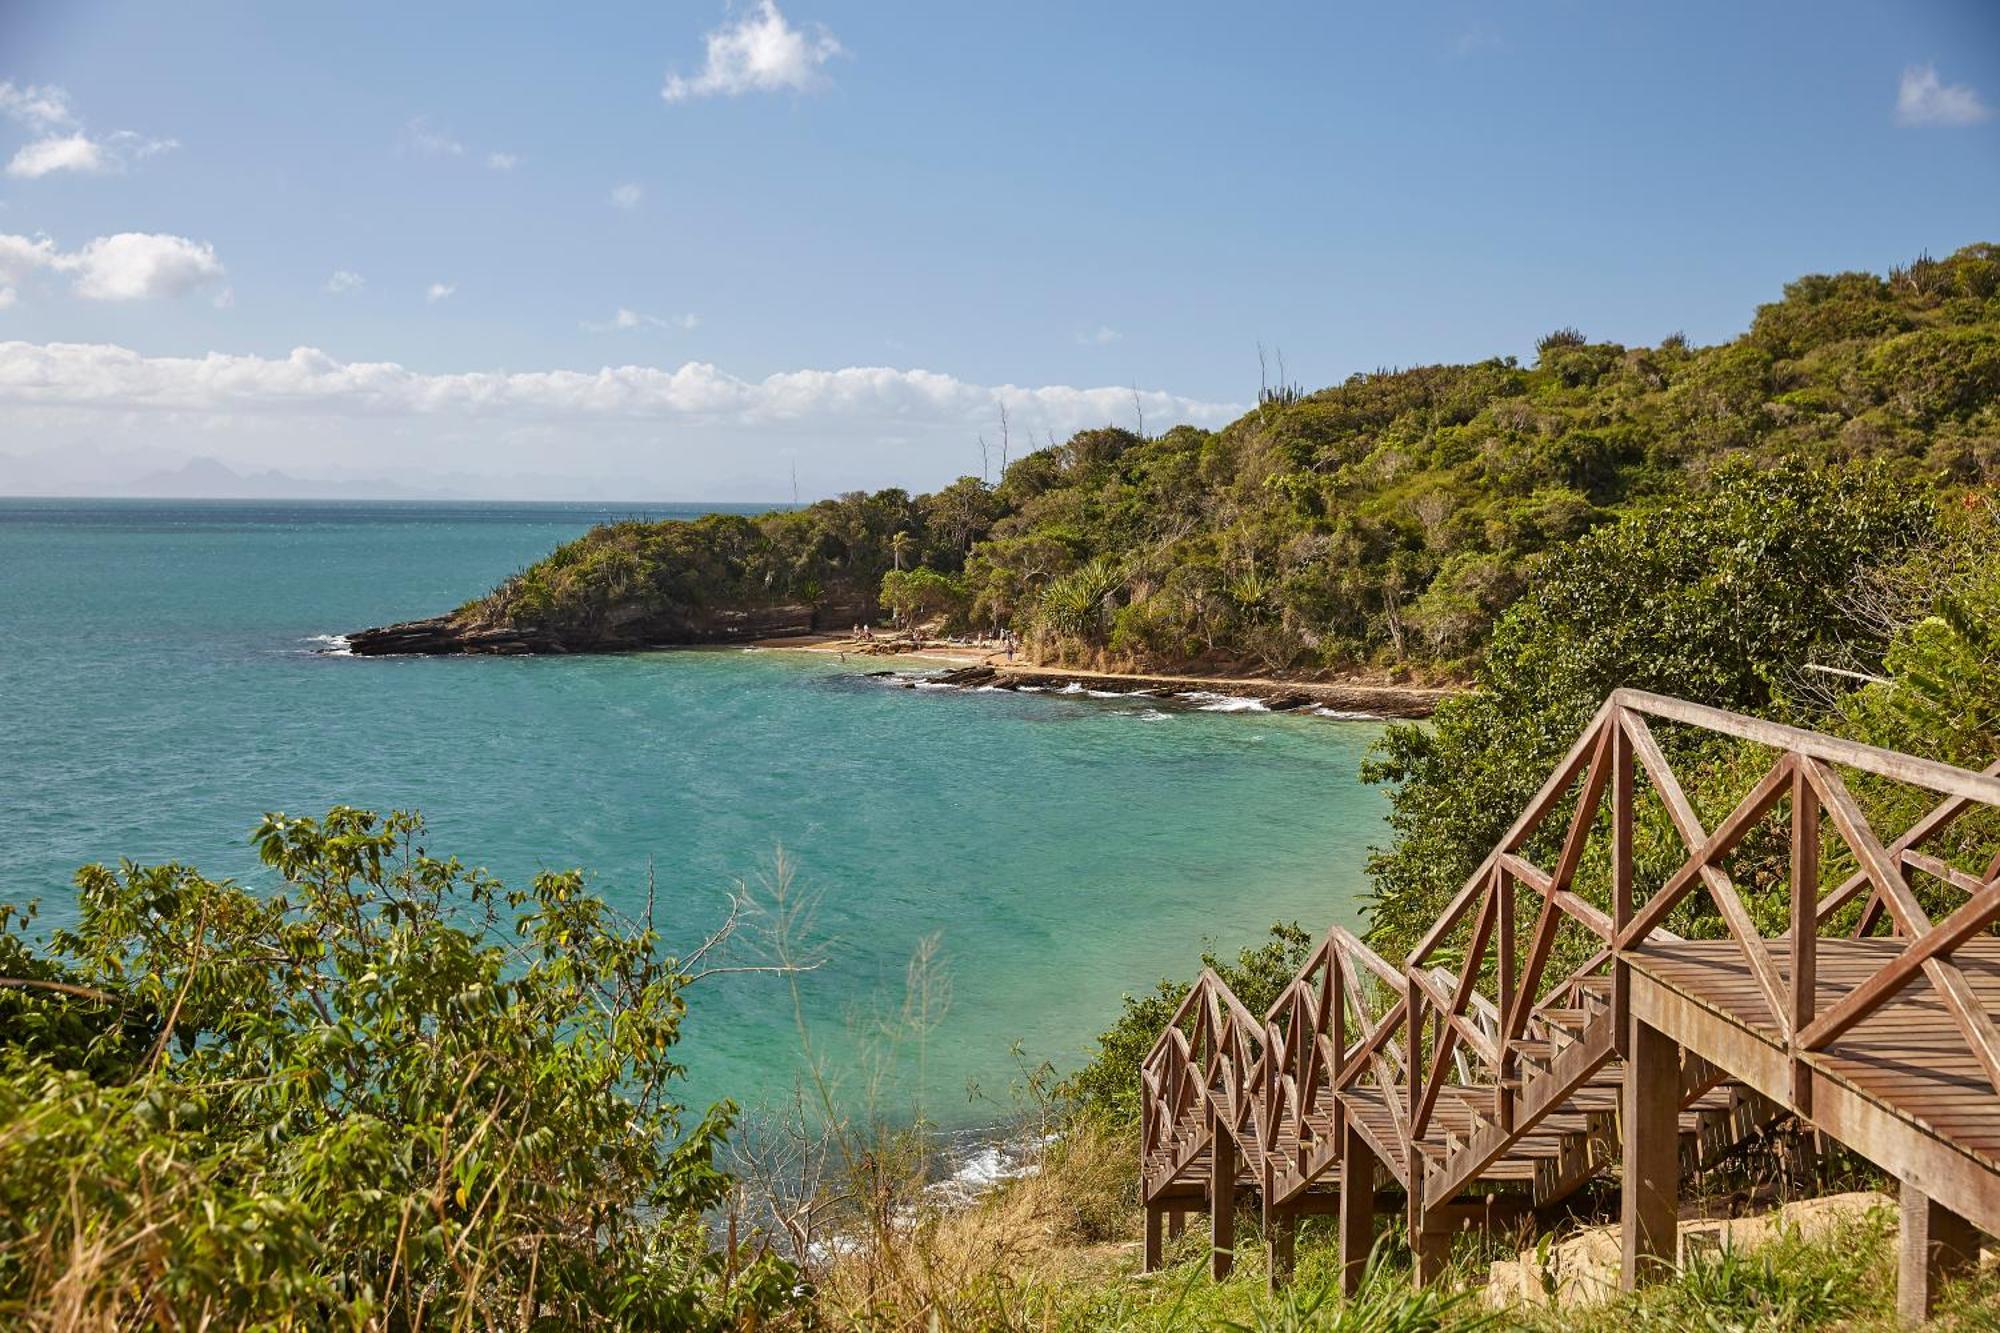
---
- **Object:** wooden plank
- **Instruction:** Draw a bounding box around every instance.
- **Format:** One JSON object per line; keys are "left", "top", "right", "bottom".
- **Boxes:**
{"left": 1802, "top": 877, "right": 2000, "bottom": 1053}
{"left": 1807, "top": 759, "right": 2000, "bottom": 1097}
{"left": 1616, "top": 689, "right": 2000, "bottom": 804}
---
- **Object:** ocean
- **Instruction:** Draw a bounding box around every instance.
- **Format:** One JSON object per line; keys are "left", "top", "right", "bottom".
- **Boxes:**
{"left": 0, "top": 498, "right": 1388, "bottom": 1129}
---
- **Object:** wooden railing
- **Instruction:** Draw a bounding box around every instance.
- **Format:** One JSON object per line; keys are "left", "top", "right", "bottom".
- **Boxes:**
{"left": 1143, "top": 687, "right": 2000, "bottom": 1223}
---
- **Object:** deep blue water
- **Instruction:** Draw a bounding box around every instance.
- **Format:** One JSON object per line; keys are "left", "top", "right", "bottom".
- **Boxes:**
{"left": 0, "top": 498, "right": 1388, "bottom": 1127}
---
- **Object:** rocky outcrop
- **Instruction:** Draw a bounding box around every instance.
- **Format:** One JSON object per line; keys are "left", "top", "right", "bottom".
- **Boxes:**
{"left": 899, "top": 664, "right": 1447, "bottom": 718}
{"left": 343, "top": 603, "right": 821, "bottom": 656}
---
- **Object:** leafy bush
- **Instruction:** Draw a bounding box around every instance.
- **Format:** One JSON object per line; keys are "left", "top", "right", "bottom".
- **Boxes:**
{"left": 0, "top": 808, "right": 796, "bottom": 1329}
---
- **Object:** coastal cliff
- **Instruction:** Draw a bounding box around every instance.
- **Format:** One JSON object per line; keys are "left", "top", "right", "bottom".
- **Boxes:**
{"left": 346, "top": 601, "right": 835, "bottom": 656}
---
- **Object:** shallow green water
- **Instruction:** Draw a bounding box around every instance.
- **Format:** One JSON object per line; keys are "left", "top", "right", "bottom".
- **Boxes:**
{"left": 0, "top": 499, "right": 1387, "bottom": 1127}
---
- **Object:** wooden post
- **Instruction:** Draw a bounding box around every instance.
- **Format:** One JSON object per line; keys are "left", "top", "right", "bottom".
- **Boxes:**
{"left": 1338, "top": 1120, "right": 1377, "bottom": 1297}
{"left": 1622, "top": 1014, "right": 1680, "bottom": 1290}
{"left": 1266, "top": 1207, "right": 1296, "bottom": 1292}
{"left": 1412, "top": 1215, "right": 1451, "bottom": 1288}
{"left": 1497, "top": 866, "right": 1516, "bottom": 1133}
{"left": 1143, "top": 1203, "right": 1164, "bottom": 1273}
{"left": 1790, "top": 765, "right": 1819, "bottom": 1116}
{"left": 1611, "top": 715, "right": 1634, "bottom": 1060}
{"left": 1898, "top": 1184, "right": 1979, "bottom": 1323}
{"left": 1210, "top": 1118, "right": 1236, "bottom": 1280}
{"left": 1167, "top": 1208, "right": 1186, "bottom": 1241}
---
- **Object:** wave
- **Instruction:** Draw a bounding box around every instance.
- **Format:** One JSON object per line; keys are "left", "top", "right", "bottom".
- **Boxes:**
{"left": 1180, "top": 690, "right": 1269, "bottom": 713}
{"left": 306, "top": 633, "right": 352, "bottom": 657}
{"left": 912, "top": 680, "right": 958, "bottom": 691}
{"left": 1312, "top": 706, "right": 1382, "bottom": 720}
{"left": 1056, "top": 681, "right": 1087, "bottom": 695}
{"left": 1128, "top": 708, "right": 1173, "bottom": 722}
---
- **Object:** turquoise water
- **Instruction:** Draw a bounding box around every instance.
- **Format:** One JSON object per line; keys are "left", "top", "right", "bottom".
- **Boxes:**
{"left": 0, "top": 499, "right": 1388, "bottom": 1127}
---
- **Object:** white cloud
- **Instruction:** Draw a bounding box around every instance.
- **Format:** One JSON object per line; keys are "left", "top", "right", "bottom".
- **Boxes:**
{"left": 583, "top": 306, "right": 699, "bottom": 332}
{"left": 426, "top": 282, "right": 456, "bottom": 303}
{"left": 0, "top": 340, "right": 1240, "bottom": 431}
{"left": 325, "top": 269, "right": 365, "bottom": 294}
{"left": 65, "top": 233, "right": 224, "bottom": 301}
{"left": 1896, "top": 63, "right": 1992, "bottom": 128}
{"left": 403, "top": 116, "right": 464, "bottom": 157}
{"left": 0, "top": 230, "right": 223, "bottom": 302}
{"left": 0, "top": 287, "right": 14, "bottom": 309}
{"left": 0, "top": 82, "right": 179, "bottom": 178}
{"left": 486, "top": 151, "right": 518, "bottom": 170}
{"left": 8, "top": 133, "right": 110, "bottom": 177}
{"left": 1076, "top": 325, "right": 1122, "bottom": 346}
{"left": 662, "top": 0, "right": 845, "bottom": 103}
{"left": 610, "top": 182, "right": 643, "bottom": 209}
{"left": 0, "top": 341, "right": 1244, "bottom": 495}
{"left": 0, "top": 81, "right": 77, "bottom": 132}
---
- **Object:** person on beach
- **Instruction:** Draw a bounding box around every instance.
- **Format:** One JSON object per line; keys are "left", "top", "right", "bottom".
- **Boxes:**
{"left": 1005, "top": 635, "right": 1015, "bottom": 664}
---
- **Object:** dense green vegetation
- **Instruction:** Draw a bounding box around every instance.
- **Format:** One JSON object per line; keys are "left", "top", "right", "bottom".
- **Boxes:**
{"left": 0, "top": 809, "right": 796, "bottom": 1328}
{"left": 469, "top": 244, "right": 1999, "bottom": 679}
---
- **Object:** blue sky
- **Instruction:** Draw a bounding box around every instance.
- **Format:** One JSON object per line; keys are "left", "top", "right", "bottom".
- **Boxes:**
{"left": 0, "top": 0, "right": 1995, "bottom": 498}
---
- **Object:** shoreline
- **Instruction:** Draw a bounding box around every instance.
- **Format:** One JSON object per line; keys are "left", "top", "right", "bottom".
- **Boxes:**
{"left": 746, "top": 633, "right": 1453, "bottom": 719}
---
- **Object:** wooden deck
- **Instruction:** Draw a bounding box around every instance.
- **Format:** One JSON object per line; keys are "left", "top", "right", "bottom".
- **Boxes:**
{"left": 1140, "top": 689, "right": 2000, "bottom": 1319}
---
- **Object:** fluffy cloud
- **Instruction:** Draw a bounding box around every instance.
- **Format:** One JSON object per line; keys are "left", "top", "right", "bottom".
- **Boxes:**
{"left": 0, "top": 340, "right": 1238, "bottom": 430}
{"left": 609, "top": 182, "right": 643, "bottom": 209}
{"left": 0, "top": 231, "right": 224, "bottom": 302}
{"left": 325, "top": 269, "right": 365, "bottom": 294}
{"left": 662, "top": 1, "right": 844, "bottom": 103}
{"left": 8, "top": 132, "right": 109, "bottom": 177}
{"left": 1076, "top": 325, "right": 1122, "bottom": 346}
{"left": 583, "top": 307, "right": 699, "bottom": 332}
{"left": 66, "top": 234, "right": 223, "bottom": 301}
{"left": 426, "top": 282, "right": 456, "bottom": 303}
{"left": 1896, "top": 64, "right": 1991, "bottom": 128}
{"left": 0, "top": 82, "right": 178, "bottom": 177}
{"left": 486, "top": 151, "right": 518, "bottom": 170}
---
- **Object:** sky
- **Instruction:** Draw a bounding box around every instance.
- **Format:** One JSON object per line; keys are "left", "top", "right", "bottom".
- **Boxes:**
{"left": 0, "top": 0, "right": 1995, "bottom": 501}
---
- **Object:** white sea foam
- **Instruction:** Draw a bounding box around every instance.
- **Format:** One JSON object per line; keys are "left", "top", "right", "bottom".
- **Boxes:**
{"left": 1312, "top": 706, "right": 1381, "bottom": 720}
{"left": 306, "top": 633, "right": 351, "bottom": 657}
{"left": 1131, "top": 708, "right": 1173, "bottom": 722}
{"left": 1015, "top": 685, "right": 1047, "bottom": 692}
{"left": 912, "top": 680, "right": 958, "bottom": 690}
{"left": 1057, "top": 681, "right": 1087, "bottom": 694}
{"left": 1085, "top": 688, "right": 1127, "bottom": 698}
{"left": 1180, "top": 690, "right": 1268, "bottom": 713}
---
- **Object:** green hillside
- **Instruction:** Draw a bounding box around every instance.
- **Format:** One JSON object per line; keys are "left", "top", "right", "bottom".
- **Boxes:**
{"left": 458, "top": 243, "right": 2000, "bottom": 677}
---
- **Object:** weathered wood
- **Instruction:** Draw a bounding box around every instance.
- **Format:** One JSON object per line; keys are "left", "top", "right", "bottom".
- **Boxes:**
{"left": 1807, "top": 758, "right": 2000, "bottom": 1096}
{"left": 1210, "top": 1113, "right": 1236, "bottom": 1279}
{"left": 1791, "top": 766, "right": 1819, "bottom": 1114}
{"left": 1140, "top": 689, "right": 2000, "bottom": 1293}
{"left": 1616, "top": 689, "right": 2000, "bottom": 804}
{"left": 1143, "top": 1205, "right": 1164, "bottom": 1272}
{"left": 1622, "top": 1014, "right": 1680, "bottom": 1290}
{"left": 1267, "top": 1207, "right": 1297, "bottom": 1292}
{"left": 1898, "top": 1185, "right": 1979, "bottom": 1323}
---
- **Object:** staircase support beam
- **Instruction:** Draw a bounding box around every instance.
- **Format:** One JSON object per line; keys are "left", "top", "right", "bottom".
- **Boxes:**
{"left": 1898, "top": 1184, "right": 1979, "bottom": 1324}
{"left": 1622, "top": 1014, "right": 1681, "bottom": 1290}
{"left": 1339, "top": 1120, "right": 1378, "bottom": 1297}
{"left": 1209, "top": 1119, "right": 1236, "bottom": 1280}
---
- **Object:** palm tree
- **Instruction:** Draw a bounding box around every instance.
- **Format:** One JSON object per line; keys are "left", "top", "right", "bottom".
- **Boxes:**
{"left": 890, "top": 530, "right": 914, "bottom": 571}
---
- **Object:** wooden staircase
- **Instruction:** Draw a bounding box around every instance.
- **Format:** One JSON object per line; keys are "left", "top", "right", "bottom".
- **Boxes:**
{"left": 1139, "top": 689, "right": 2000, "bottom": 1318}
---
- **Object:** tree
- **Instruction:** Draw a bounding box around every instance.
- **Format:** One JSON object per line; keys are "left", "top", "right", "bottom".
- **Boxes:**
{"left": 878, "top": 566, "right": 969, "bottom": 628}
{"left": 1362, "top": 462, "right": 1937, "bottom": 960}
